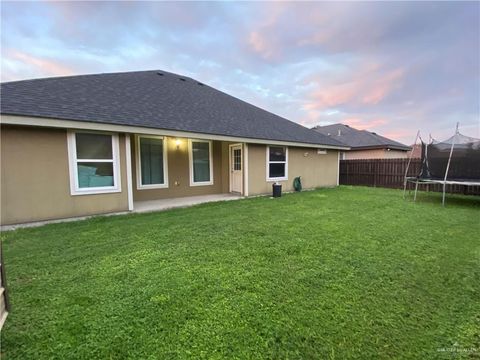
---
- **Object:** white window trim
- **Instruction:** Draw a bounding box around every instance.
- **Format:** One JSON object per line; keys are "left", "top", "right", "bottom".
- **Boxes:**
{"left": 67, "top": 130, "right": 121, "bottom": 196}
{"left": 188, "top": 139, "right": 214, "bottom": 186}
{"left": 266, "top": 145, "right": 288, "bottom": 182}
{"left": 135, "top": 135, "right": 169, "bottom": 190}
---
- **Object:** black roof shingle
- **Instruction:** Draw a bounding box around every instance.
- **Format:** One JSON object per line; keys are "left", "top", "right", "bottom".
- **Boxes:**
{"left": 1, "top": 70, "right": 345, "bottom": 148}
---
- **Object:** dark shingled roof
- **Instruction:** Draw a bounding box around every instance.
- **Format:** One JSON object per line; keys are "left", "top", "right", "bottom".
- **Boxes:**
{"left": 0, "top": 70, "right": 345, "bottom": 147}
{"left": 313, "top": 123, "right": 410, "bottom": 151}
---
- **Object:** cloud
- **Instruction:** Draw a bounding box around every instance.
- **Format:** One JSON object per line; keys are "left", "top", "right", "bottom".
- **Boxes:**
{"left": 302, "top": 64, "right": 405, "bottom": 112}
{"left": 2, "top": 49, "right": 75, "bottom": 81}
{"left": 343, "top": 118, "right": 388, "bottom": 130}
{"left": 362, "top": 68, "right": 405, "bottom": 105}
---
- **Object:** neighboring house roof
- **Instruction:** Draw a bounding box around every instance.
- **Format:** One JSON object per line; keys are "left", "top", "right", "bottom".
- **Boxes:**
{"left": 312, "top": 123, "right": 410, "bottom": 151}
{"left": 0, "top": 70, "right": 346, "bottom": 148}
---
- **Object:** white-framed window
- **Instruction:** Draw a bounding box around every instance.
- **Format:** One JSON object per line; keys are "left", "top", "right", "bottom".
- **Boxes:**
{"left": 135, "top": 135, "right": 168, "bottom": 189}
{"left": 188, "top": 139, "right": 213, "bottom": 186}
{"left": 67, "top": 131, "right": 121, "bottom": 195}
{"left": 266, "top": 145, "right": 288, "bottom": 181}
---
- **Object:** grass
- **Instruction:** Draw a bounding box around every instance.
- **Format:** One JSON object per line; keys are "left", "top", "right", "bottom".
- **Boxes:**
{"left": 1, "top": 186, "right": 479, "bottom": 359}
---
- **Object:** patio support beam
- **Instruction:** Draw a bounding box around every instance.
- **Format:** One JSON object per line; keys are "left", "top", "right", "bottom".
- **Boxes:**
{"left": 125, "top": 134, "right": 134, "bottom": 211}
{"left": 244, "top": 143, "right": 249, "bottom": 196}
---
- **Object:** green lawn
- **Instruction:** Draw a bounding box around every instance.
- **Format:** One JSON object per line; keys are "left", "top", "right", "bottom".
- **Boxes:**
{"left": 1, "top": 186, "right": 479, "bottom": 359}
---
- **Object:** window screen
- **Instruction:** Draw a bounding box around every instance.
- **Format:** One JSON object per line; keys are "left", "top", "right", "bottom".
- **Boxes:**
{"left": 139, "top": 137, "right": 165, "bottom": 185}
{"left": 192, "top": 141, "right": 211, "bottom": 183}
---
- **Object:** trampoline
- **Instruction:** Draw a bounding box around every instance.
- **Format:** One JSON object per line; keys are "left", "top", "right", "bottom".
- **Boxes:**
{"left": 403, "top": 124, "right": 480, "bottom": 205}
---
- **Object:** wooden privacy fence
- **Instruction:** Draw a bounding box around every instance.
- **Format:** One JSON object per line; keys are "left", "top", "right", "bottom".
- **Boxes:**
{"left": 339, "top": 158, "right": 480, "bottom": 196}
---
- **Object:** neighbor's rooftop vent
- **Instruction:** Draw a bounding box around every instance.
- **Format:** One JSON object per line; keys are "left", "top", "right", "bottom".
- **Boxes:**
{"left": 179, "top": 78, "right": 186, "bottom": 81}
{"left": 197, "top": 82, "right": 204, "bottom": 86}
{"left": 157, "top": 72, "right": 164, "bottom": 76}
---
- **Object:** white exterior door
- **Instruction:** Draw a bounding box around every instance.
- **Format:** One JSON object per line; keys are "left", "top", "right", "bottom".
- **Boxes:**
{"left": 230, "top": 145, "right": 243, "bottom": 194}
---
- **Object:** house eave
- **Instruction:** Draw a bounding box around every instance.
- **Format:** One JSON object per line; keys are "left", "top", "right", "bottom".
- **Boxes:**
{"left": 0, "top": 114, "right": 350, "bottom": 150}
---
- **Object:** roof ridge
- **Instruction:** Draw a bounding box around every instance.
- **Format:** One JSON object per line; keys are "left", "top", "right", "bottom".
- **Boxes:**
{"left": 0, "top": 69, "right": 190, "bottom": 85}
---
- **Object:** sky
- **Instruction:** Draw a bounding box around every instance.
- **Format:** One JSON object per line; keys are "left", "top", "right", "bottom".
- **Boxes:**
{"left": 1, "top": 1, "right": 479, "bottom": 144}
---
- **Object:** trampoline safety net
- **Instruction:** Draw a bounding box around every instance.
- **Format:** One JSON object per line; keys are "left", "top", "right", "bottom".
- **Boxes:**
{"left": 419, "top": 133, "right": 480, "bottom": 181}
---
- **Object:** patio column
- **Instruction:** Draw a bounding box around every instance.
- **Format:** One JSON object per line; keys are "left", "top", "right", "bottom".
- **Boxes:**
{"left": 125, "top": 134, "right": 134, "bottom": 211}
{"left": 243, "top": 143, "right": 249, "bottom": 196}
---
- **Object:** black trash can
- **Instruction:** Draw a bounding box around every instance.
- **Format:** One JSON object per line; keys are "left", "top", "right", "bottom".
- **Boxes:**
{"left": 272, "top": 183, "right": 282, "bottom": 198}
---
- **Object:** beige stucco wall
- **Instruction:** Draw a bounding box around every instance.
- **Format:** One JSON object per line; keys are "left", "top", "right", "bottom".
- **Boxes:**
{"left": 131, "top": 136, "right": 232, "bottom": 201}
{"left": 344, "top": 149, "right": 407, "bottom": 160}
{"left": 1, "top": 125, "right": 342, "bottom": 223}
{"left": 1, "top": 125, "right": 129, "bottom": 225}
{"left": 248, "top": 144, "right": 339, "bottom": 196}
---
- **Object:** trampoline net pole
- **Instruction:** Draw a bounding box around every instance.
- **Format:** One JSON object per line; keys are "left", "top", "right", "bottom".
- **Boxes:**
{"left": 403, "top": 130, "right": 420, "bottom": 199}
{"left": 442, "top": 123, "right": 459, "bottom": 206}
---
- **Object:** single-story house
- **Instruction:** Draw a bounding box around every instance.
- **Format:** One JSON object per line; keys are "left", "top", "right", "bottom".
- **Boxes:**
{"left": 313, "top": 123, "right": 410, "bottom": 160}
{"left": 0, "top": 70, "right": 348, "bottom": 225}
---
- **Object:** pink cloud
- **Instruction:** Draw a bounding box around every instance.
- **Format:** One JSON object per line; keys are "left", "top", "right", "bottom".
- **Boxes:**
{"left": 248, "top": 31, "right": 276, "bottom": 60}
{"left": 298, "top": 109, "right": 323, "bottom": 127}
{"left": 245, "top": 2, "right": 293, "bottom": 60}
{"left": 342, "top": 118, "right": 363, "bottom": 126}
{"left": 306, "top": 82, "right": 357, "bottom": 109}
{"left": 343, "top": 118, "right": 388, "bottom": 130}
{"left": 303, "top": 65, "right": 405, "bottom": 111}
{"left": 382, "top": 129, "right": 415, "bottom": 142}
{"left": 362, "top": 68, "right": 404, "bottom": 105}
{"left": 8, "top": 50, "right": 75, "bottom": 77}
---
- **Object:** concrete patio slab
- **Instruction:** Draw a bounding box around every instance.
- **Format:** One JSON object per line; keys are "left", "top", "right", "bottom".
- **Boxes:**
{"left": 1, "top": 194, "right": 243, "bottom": 231}
{"left": 133, "top": 193, "right": 243, "bottom": 214}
